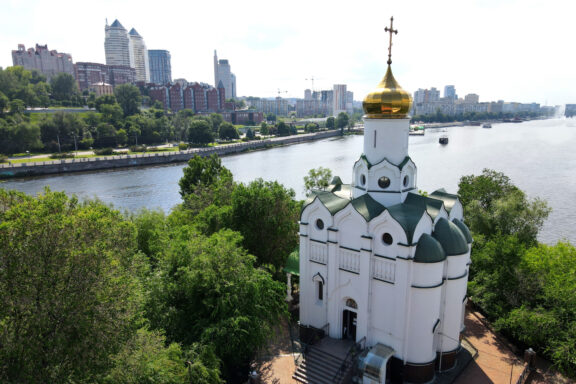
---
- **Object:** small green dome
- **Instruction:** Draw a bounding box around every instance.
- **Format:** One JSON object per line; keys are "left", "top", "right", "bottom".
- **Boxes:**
{"left": 432, "top": 218, "right": 469, "bottom": 256}
{"left": 452, "top": 218, "right": 473, "bottom": 244}
{"left": 414, "top": 233, "right": 446, "bottom": 263}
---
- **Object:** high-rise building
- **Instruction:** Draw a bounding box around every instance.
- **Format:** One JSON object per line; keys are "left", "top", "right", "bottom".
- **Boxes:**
{"left": 75, "top": 62, "right": 135, "bottom": 90}
{"left": 148, "top": 50, "right": 172, "bottom": 84}
{"left": 213, "top": 50, "right": 236, "bottom": 99}
{"left": 104, "top": 19, "right": 131, "bottom": 67}
{"left": 12, "top": 44, "right": 75, "bottom": 80}
{"left": 444, "top": 85, "right": 456, "bottom": 100}
{"left": 128, "top": 28, "right": 149, "bottom": 82}
{"left": 333, "top": 84, "right": 347, "bottom": 116}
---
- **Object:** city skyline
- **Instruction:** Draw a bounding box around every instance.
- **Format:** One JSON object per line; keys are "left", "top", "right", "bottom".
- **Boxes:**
{"left": 0, "top": 0, "right": 574, "bottom": 105}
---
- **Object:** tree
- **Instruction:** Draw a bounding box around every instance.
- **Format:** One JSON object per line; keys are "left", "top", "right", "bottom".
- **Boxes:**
{"left": 0, "top": 91, "right": 8, "bottom": 116}
{"left": 218, "top": 122, "right": 239, "bottom": 140}
{"left": 209, "top": 113, "right": 224, "bottom": 134}
{"left": 115, "top": 84, "right": 142, "bottom": 117}
{"left": 260, "top": 122, "right": 269, "bottom": 135}
{"left": 188, "top": 120, "right": 214, "bottom": 145}
{"left": 277, "top": 121, "right": 289, "bottom": 136}
{"left": 179, "top": 154, "right": 234, "bottom": 214}
{"left": 0, "top": 189, "right": 144, "bottom": 383}
{"left": 231, "top": 179, "right": 300, "bottom": 273}
{"left": 104, "top": 328, "right": 191, "bottom": 384}
{"left": 303, "top": 167, "right": 333, "bottom": 194}
{"left": 146, "top": 229, "right": 286, "bottom": 380}
{"left": 95, "top": 94, "right": 117, "bottom": 112}
{"left": 458, "top": 169, "right": 550, "bottom": 246}
{"left": 266, "top": 113, "right": 276, "bottom": 122}
{"left": 326, "top": 116, "right": 335, "bottom": 129}
{"left": 336, "top": 112, "right": 349, "bottom": 130}
{"left": 50, "top": 73, "right": 78, "bottom": 101}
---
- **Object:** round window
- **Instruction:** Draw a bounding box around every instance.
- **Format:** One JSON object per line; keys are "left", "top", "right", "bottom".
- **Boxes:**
{"left": 378, "top": 176, "right": 391, "bottom": 189}
{"left": 316, "top": 219, "right": 324, "bottom": 230}
{"left": 403, "top": 175, "right": 409, "bottom": 187}
{"left": 382, "top": 233, "right": 393, "bottom": 245}
{"left": 360, "top": 174, "right": 366, "bottom": 186}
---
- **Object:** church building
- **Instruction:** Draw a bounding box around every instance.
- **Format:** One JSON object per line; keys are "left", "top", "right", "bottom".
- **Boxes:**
{"left": 298, "top": 19, "right": 472, "bottom": 384}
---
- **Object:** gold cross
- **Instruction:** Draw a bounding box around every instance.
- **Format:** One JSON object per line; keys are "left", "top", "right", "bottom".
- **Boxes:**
{"left": 385, "top": 16, "right": 398, "bottom": 65}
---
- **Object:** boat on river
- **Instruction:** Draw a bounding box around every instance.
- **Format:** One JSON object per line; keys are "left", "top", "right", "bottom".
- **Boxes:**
{"left": 482, "top": 123, "right": 492, "bottom": 128}
{"left": 439, "top": 136, "right": 449, "bottom": 145}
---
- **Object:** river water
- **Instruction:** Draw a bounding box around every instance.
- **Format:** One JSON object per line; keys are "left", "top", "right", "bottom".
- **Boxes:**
{"left": 2, "top": 118, "right": 575, "bottom": 245}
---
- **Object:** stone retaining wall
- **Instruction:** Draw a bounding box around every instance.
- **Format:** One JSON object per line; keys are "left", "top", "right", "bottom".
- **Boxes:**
{"left": 0, "top": 131, "right": 341, "bottom": 179}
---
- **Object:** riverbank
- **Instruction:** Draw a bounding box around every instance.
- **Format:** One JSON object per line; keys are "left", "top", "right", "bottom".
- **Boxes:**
{"left": 0, "top": 130, "right": 341, "bottom": 179}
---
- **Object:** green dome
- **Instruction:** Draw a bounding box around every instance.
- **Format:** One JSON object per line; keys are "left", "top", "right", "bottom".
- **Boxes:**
{"left": 432, "top": 218, "right": 469, "bottom": 256}
{"left": 452, "top": 218, "right": 473, "bottom": 244}
{"left": 414, "top": 233, "right": 446, "bottom": 263}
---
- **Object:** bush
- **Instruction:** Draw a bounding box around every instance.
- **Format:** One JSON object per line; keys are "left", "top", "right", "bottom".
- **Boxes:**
{"left": 49, "top": 152, "right": 75, "bottom": 159}
{"left": 0, "top": 155, "right": 7, "bottom": 163}
{"left": 129, "top": 145, "right": 147, "bottom": 153}
{"left": 241, "top": 137, "right": 250, "bottom": 142}
{"left": 94, "top": 148, "right": 114, "bottom": 156}
{"left": 178, "top": 142, "right": 188, "bottom": 150}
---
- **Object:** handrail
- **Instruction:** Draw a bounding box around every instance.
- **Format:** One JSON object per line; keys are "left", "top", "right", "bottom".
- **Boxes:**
{"left": 332, "top": 336, "right": 366, "bottom": 383}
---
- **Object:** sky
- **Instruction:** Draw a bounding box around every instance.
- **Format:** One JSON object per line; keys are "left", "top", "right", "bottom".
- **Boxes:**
{"left": 1, "top": 0, "right": 574, "bottom": 105}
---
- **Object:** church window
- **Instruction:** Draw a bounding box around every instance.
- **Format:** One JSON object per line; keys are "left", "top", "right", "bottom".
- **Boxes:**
{"left": 360, "top": 174, "right": 366, "bottom": 186}
{"left": 378, "top": 176, "right": 391, "bottom": 189}
{"left": 318, "top": 281, "right": 323, "bottom": 301}
{"left": 382, "top": 233, "right": 393, "bottom": 245}
{"left": 316, "top": 219, "right": 324, "bottom": 230}
{"left": 346, "top": 298, "right": 358, "bottom": 309}
{"left": 373, "top": 130, "right": 377, "bottom": 148}
{"left": 403, "top": 175, "right": 409, "bottom": 187}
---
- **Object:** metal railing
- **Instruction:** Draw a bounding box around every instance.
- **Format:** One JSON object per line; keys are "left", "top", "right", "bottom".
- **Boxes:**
{"left": 332, "top": 336, "right": 366, "bottom": 383}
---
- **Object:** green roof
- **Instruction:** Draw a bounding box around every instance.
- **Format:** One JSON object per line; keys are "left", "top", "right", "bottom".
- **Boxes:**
{"left": 356, "top": 154, "right": 414, "bottom": 171}
{"left": 302, "top": 190, "right": 350, "bottom": 216}
{"left": 404, "top": 193, "right": 445, "bottom": 219}
{"left": 430, "top": 189, "right": 460, "bottom": 213}
{"left": 387, "top": 203, "right": 426, "bottom": 243}
{"left": 414, "top": 233, "right": 446, "bottom": 263}
{"left": 350, "top": 194, "right": 386, "bottom": 221}
{"left": 283, "top": 249, "right": 299, "bottom": 276}
{"left": 432, "top": 218, "right": 469, "bottom": 256}
{"left": 452, "top": 218, "right": 473, "bottom": 243}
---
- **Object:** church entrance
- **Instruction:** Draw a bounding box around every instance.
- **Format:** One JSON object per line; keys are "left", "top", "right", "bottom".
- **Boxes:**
{"left": 342, "top": 310, "right": 357, "bottom": 341}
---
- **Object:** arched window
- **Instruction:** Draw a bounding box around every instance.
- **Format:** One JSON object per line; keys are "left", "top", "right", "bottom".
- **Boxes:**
{"left": 318, "top": 281, "right": 323, "bottom": 301}
{"left": 346, "top": 298, "right": 358, "bottom": 309}
{"left": 312, "top": 272, "right": 325, "bottom": 302}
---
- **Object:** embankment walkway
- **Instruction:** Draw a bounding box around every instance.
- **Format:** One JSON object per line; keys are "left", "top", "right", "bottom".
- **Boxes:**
{"left": 0, "top": 130, "right": 340, "bottom": 179}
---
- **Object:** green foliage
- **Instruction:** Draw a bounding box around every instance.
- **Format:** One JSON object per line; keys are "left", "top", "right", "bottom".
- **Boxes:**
{"left": 188, "top": 119, "right": 214, "bottom": 145}
{"left": 336, "top": 112, "right": 349, "bottom": 129}
{"left": 146, "top": 228, "right": 286, "bottom": 379}
{"left": 94, "top": 147, "right": 115, "bottom": 155}
{"left": 50, "top": 73, "right": 78, "bottom": 101}
{"left": 95, "top": 94, "right": 117, "bottom": 112}
{"left": 115, "top": 84, "right": 142, "bottom": 117}
{"left": 179, "top": 154, "right": 234, "bottom": 215}
{"left": 231, "top": 178, "right": 299, "bottom": 273}
{"left": 131, "top": 209, "right": 169, "bottom": 265}
{"left": 218, "top": 121, "right": 239, "bottom": 140}
{"left": 246, "top": 127, "right": 255, "bottom": 139}
{"left": 0, "top": 189, "right": 144, "bottom": 383}
{"left": 326, "top": 116, "right": 335, "bottom": 129}
{"left": 303, "top": 166, "right": 333, "bottom": 194}
{"left": 104, "top": 328, "right": 190, "bottom": 384}
{"left": 277, "top": 121, "right": 289, "bottom": 136}
{"left": 260, "top": 122, "right": 269, "bottom": 135}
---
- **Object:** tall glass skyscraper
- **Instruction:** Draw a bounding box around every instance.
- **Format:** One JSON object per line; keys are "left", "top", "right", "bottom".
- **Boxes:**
{"left": 104, "top": 19, "right": 130, "bottom": 67}
{"left": 148, "top": 50, "right": 172, "bottom": 85}
{"left": 128, "top": 28, "right": 150, "bottom": 82}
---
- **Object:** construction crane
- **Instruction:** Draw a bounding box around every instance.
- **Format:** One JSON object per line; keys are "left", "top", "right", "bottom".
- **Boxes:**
{"left": 277, "top": 89, "right": 288, "bottom": 98}
{"left": 305, "top": 76, "right": 320, "bottom": 91}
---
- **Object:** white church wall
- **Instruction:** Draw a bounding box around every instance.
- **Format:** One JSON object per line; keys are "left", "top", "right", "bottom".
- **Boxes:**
{"left": 448, "top": 201, "right": 463, "bottom": 221}
{"left": 369, "top": 277, "right": 401, "bottom": 350}
{"left": 439, "top": 276, "right": 467, "bottom": 353}
{"left": 363, "top": 118, "right": 410, "bottom": 165}
{"left": 369, "top": 212, "right": 407, "bottom": 257}
{"left": 306, "top": 264, "right": 328, "bottom": 329}
{"left": 335, "top": 208, "right": 365, "bottom": 250}
{"left": 434, "top": 207, "right": 450, "bottom": 224}
{"left": 407, "top": 286, "right": 442, "bottom": 364}
{"left": 366, "top": 161, "right": 403, "bottom": 207}
{"left": 412, "top": 262, "right": 443, "bottom": 287}
{"left": 411, "top": 215, "right": 434, "bottom": 246}
{"left": 352, "top": 160, "right": 369, "bottom": 198}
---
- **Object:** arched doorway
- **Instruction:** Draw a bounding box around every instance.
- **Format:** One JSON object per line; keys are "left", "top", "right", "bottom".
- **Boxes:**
{"left": 342, "top": 298, "right": 358, "bottom": 341}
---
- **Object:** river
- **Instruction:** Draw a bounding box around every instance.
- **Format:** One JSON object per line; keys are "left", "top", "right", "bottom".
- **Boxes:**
{"left": 2, "top": 118, "right": 575, "bottom": 245}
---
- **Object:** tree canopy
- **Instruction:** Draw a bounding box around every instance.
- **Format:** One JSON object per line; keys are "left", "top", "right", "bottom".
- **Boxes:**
{"left": 303, "top": 166, "right": 333, "bottom": 195}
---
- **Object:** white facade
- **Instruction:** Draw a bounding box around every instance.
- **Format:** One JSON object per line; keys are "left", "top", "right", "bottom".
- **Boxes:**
{"left": 214, "top": 50, "right": 236, "bottom": 99}
{"left": 300, "top": 94, "right": 472, "bottom": 383}
{"left": 129, "top": 28, "right": 150, "bottom": 83}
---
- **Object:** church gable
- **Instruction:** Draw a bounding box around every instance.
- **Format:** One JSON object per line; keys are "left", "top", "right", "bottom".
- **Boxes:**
{"left": 430, "top": 189, "right": 464, "bottom": 221}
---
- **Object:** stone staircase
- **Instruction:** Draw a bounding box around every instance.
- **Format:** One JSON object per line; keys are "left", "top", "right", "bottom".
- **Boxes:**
{"left": 293, "top": 346, "right": 352, "bottom": 384}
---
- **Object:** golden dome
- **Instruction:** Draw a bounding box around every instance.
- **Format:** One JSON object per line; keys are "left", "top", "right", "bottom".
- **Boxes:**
{"left": 363, "top": 65, "right": 412, "bottom": 119}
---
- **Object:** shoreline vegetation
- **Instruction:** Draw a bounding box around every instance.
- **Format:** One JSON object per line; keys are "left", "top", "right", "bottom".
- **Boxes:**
{"left": 0, "top": 130, "right": 341, "bottom": 179}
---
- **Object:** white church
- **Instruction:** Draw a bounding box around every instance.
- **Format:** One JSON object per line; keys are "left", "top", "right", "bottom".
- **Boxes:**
{"left": 298, "top": 19, "right": 472, "bottom": 384}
